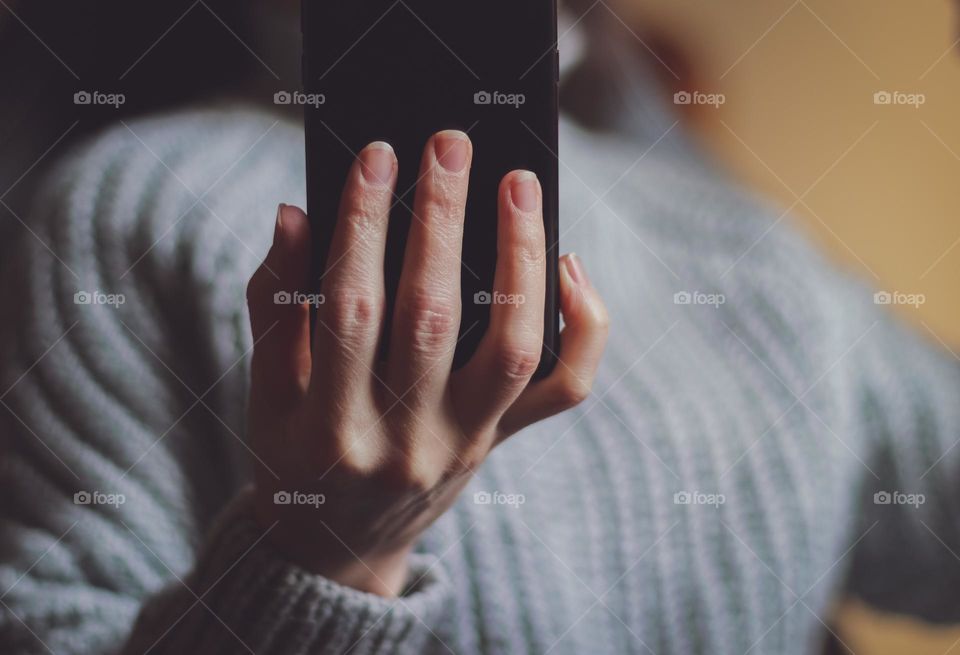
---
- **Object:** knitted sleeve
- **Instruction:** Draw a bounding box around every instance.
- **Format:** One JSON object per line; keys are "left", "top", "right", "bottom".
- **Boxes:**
{"left": 742, "top": 217, "right": 960, "bottom": 623}
{"left": 0, "top": 108, "right": 452, "bottom": 655}
{"left": 842, "top": 293, "right": 960, "bottom": 623}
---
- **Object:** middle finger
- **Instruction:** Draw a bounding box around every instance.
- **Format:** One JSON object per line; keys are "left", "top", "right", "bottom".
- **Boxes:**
{"left": 387, "top": 130, "right": 473, "bottom": 405}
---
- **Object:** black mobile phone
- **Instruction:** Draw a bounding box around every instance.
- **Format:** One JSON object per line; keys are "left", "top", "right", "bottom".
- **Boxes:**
{"left": 302, "top": 1, "right": 559, "bottom": 379}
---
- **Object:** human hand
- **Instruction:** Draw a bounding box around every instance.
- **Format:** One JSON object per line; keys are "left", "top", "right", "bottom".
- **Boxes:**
{"left": 246, "top": 131, "right": 608, "bottom": 596}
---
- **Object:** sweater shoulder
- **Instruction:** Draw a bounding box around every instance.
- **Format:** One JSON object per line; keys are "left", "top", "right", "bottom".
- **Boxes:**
{"left": 1, "top": 106, "right": 304, "bottom": 479}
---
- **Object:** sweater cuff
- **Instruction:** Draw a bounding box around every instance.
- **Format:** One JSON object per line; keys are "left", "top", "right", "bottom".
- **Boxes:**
{"left": 127, "top": 490, "right": 453, "bottom": 655}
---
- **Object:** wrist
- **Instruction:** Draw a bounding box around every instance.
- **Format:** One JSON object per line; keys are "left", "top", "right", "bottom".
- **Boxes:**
{"left": 322, "top": 547, "right": 414, "bottom": 597}
{"left": 251, "top": 490, "right": 413, "bottom": 597}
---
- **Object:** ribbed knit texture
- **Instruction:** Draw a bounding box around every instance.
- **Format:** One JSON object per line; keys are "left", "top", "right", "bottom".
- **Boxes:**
{"left": 2, "top": 47, "right": 960, "bottom": 655}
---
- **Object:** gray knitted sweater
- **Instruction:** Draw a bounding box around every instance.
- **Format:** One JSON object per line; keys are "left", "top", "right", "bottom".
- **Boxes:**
{"left": 2, "top": 49, "right": 960, "bottom": 655}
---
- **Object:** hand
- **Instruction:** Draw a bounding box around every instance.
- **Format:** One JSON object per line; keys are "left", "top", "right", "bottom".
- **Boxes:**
{"left": 246, "top": 130, "right": 609, "bottom": 596}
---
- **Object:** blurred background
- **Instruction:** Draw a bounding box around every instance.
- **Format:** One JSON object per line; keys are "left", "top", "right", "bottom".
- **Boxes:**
{"left": 620, "top": 0, "right": 960, "bottom": 347}
{"left": 1, "top": 0, "right": 958, "bottom": 652}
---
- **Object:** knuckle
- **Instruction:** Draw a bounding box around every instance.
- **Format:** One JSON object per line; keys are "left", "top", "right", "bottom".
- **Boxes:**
{"left": 492, "top": 338, "right": 542, "bottom": 382}
{"left": 324, "top": 288, "right": 382, "bottom": 336}
{"left": 342, "top": 188, "right": 387, "bottom": 236}
{"left": 396, "top": 290, "right": 458, "bottom": 354}
{"left": 449, "top": 446, "right": 485, "bottom": 476}
{"left": 331, "top": 449, "right": 377, "bottom": 481}
{"left": 503, "top": 229, "right": 545, "bottom": 269}
{"left": 593, "top": 302, "right": 611, "bottom": 333}
{"left": 503, "top": 239, "right": 543, "bottom": 271}
{"left": 423, "top": 177, "right": 466, "bottom": 222}
{"left": 308, "top": 418, "right": 382, "bottom": 477}
{"left": 515, "top": 241, "right": 545, "bottom": 270}
{"left": 553, "top": 373, "right": 591, "bottom": 410}
{"left": 381, "top": 458, "right": 436, "bottom": 496}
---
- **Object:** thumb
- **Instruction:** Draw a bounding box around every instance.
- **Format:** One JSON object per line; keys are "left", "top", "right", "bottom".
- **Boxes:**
{"left": 247, "top": 203, "right": 313, "bottom": 412}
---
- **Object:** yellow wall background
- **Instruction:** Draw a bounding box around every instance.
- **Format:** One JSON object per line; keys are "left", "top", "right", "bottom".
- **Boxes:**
{"left": 609, "top": 0, "right": 960, "bottom": 651}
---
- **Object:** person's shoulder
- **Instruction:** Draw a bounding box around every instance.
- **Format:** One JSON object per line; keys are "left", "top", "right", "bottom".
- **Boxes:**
{"left": 9, "top": 103, "right": 304, "bottom": 359}
{"left": 23, "top": 103, "right": 305, "bottom": 294}
{"left": 561, "top": 117, "right": 879, "bottom": 374}
{"left": 43, "top": 104, "right": 303, "bottom": 211}
{"left": 1, "top": 105, "right": 303, "bottom": 440}
{"left": 560, "top": 116, "right": 835, "bottom": 286}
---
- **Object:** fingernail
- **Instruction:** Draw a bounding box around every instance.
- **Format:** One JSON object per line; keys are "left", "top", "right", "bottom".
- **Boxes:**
{"left": 563, "top": 253, "right": 590, "bottom": 287}
{"left": 510, "top": 171, "right": 540, "bottom": 213}
{"left": 360, "top": 141, "right": 395, "bottom": 186}
{"left": 435, "top": 130, "right": 469, "bottom": 173}
{"left": 273, "top": 203, "right": 285, "bottom": 245}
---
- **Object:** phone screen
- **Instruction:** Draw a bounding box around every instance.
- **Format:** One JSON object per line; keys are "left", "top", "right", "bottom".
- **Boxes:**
{"left": 303, "top": 0, "right": 559, "bottom": 378}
